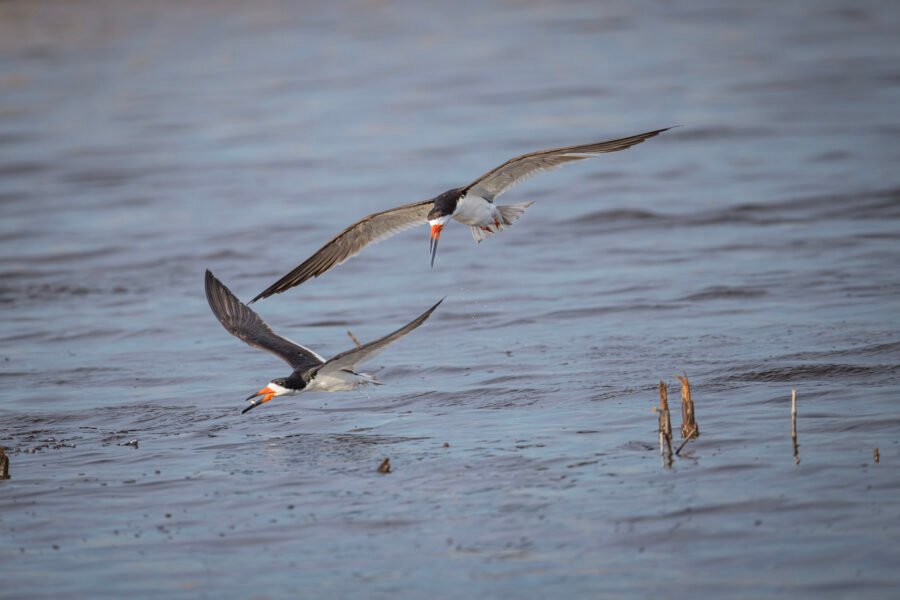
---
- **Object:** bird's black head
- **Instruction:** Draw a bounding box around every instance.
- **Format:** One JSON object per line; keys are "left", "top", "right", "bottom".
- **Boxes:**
{"left": 426, "top": 188, "right": 463, "bottom": 268}
{"left": 427, "top": 188, "right": 463, "bottom": 220}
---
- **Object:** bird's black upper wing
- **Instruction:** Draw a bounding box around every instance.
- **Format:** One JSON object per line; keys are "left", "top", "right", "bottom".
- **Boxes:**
{"left": 311, "top": 298, "right": 444, "bottom": 377}
{"left": 251, "top": 200, "right": 433, "bottom": 302}
{"left": 205, "top": 270, "right": 324, "bottom": 372}
{"left": 463, "top": 127, "right": 672, "bottom": 202}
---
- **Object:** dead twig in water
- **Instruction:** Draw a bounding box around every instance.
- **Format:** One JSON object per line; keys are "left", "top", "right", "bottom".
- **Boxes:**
{"left": 675, "top": 425, "right": 698, "bottom": 456}
{"left": 377, "top": 458, "right": 391, "bottom": 474}
{"left": 874, "top": 448, "right": 879, "bottom": 464}
{"left": 676, "top": 373, "right": 699, "bottom": 439}
{"left": 347, "top": 330, "right": 362, "bottom": 349}
{"left": 791, "top": 389, "right": 800, "bottom": 465}
{"left": 655, "top": 381, "right": 673, "bottom": 467}
{"left": 0, "top": 447, "right": 9, "bottom": 480}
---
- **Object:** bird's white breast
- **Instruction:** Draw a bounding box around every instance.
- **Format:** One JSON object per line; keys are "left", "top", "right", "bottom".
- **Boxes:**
{"left": 307, "top": 369, "right": 374, "bottom": 392}
{"left": 453, "top": 194, "right": 496, "bottom": 226}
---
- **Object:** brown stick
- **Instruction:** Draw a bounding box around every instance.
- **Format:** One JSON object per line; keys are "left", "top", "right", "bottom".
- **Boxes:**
{"left": 675, "top": 425, "right": 698, "bottom": 455}
{"left": 676, "top": 373, "right": 699, "bottom": 439}
{"left": 347, "top": 330, "right": 362, "bottom": 349}
{"left": 791, "top": 389, "right": 799, "bottom": 465}
{"left": 874, "top": 448, "right": 879, "bottom": 464}
{"left": 0, "top": 447, "right": 9, "bottom": 480}
{"left": 657, "top": 381, "right": 673, "bottom": 467}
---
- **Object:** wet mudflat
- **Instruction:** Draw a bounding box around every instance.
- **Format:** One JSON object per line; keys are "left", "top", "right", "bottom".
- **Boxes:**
{"left": 1, "top": 1, "right": 899, "bottom": 598}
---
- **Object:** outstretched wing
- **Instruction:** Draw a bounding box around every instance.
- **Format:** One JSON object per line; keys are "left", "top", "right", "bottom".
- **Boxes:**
{"left": 463, "top": 127, "right": 672, "bottom": 202}
{"left": 251, "top": 200, "right": 433, "bottom": 302}
{"left": 205, "top": 270, "right": 325, "bottom": 371}
{"left": 313, "top": 298, "right": 444, "bottom": 377}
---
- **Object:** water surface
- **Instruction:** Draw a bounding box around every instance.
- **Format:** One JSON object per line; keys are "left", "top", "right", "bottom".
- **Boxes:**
{"left": 2, "top": 1, "right": 900, "bottom": 598}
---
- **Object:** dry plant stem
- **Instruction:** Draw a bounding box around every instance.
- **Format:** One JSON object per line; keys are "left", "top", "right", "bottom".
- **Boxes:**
{"left": 874, "top": 448, "right": 879, "bottom": 464}
{"left": 656, "top": 383, "right": 663, "bottom": 458}
{"left": 675, "top": 425, "right": 698, "bottom": 456}
{"left": 658, "top": 381, "right": 673, "bottom": 467}
{"left": 347, "top": 330, "right": 362, "bottom": 349}
{"left": 676, "top": 373, "right": 699, "bottom": 439}
{"left": 0, "top": 447, "right": 9, "bottom": 480}
{"left": 791, "top": 389, "right": 800, "bottom": 465}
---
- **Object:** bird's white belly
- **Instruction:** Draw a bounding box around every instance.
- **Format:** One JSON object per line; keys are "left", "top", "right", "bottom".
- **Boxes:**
{"left": 453, "top": 194, "right": 496, "bottom": 226}
{"left": 306, "top": 369, "right": 376, "bottom": 392}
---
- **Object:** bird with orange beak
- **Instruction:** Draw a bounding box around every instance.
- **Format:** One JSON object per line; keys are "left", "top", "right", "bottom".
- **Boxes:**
{"left": 250, "top": 127, "right": 672, "bottom": 302}
{"left": 205, "top": 270, "right": 442, "bottom": 414}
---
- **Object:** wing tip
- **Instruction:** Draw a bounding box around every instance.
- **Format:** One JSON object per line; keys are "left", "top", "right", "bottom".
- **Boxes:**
{"left": 249, "top": 273, "right": 298, "bottom": 304}
{"left": 249, "top": 280, "right": 290, "bottom": 304}
{"left": 607, "top": 125, "right": 677, "bottom": 152}
{"left": 419, "top": 296, "right": 446, "bottom": 323}
{"left": 206, "top": 269, "right": 234, "bottom": 294}
{"left": 251, "top": 265, "right": 317, "bottom": 304}
{"left": 204, "top": 269, "right": 220, "bottom": 301}
{"left": 204, "top": 269, "right": 249, "bottom": 321}
{"left": 637, "top": 126, "right": 677, "bottom": 141}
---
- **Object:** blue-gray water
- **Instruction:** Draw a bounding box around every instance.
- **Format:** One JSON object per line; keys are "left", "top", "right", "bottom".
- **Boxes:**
{"left": 2, "top": 1, "right": 900, "bottom": 598}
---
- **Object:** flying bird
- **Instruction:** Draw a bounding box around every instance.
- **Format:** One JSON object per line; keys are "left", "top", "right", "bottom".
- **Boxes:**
{"left": 250, "top": 127, "right": 671, "bottom": 302}
{"left": 205, "top": 270, "right": 442, "bottom": 414}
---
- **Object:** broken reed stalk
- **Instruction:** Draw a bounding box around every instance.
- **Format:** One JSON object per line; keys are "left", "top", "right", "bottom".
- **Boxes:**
{"left": 0, "top": 447, "right": 9, "bottom": 480}
{"left": 874, "top": 448, "right": 880, "bottom": 464}
{"left": 676, "top": 373, "right": 699, "bottom": 439}
{"left": 791, "top": 389, "right": 799, "bottom": 465}
{"left": 675, "top": 425, "right": 698, "bottom": 456}
{"left": 657, "top": 381, "right": 673, "bottom": 467}
{"left": 347, "top": 330, "right": 362, "bottom": 349}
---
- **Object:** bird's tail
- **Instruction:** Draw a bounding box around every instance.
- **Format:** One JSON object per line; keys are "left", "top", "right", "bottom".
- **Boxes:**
{"left": 470, "top": 201, "right": 535, "bottom": 243}
{"left": 356, "top": 371, "right": 383, "bottom": 386}
{"left": 497, "top": 200, "right": 535, "bottom": 226}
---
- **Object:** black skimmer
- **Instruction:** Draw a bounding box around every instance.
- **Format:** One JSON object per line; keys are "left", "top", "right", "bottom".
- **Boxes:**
{"left": 204, "top": 270, "right": 442, "bottom": 414}
{"left": 250, "top": 127, "right": 671, "bottom": 302}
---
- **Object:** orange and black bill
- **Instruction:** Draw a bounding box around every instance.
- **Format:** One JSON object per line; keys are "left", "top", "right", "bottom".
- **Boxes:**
{"left": 429, "top": 223, "right": 443, "bottom": 268}
{"left": 242, "top": 386, "right": 275, "bottom": 414}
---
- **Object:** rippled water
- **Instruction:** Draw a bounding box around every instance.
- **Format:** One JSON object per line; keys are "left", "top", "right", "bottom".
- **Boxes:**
{"left": 2, "top": 1, "right": 900, "bottom": 597}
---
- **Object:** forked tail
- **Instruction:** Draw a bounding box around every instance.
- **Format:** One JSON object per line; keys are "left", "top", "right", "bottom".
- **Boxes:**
{"left": 497, "top": 200, "right": 535, "bottom": 226}
{"left": 470, "top": 201, "right": 535, "bottom": 243}
{"left": 352, "top": 370, "right": 383, "bottom": 386}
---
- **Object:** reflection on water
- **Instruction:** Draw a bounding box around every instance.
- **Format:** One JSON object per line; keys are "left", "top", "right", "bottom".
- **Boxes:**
{"left": 2, "top": 0, "right": 900, "bottom": 597}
